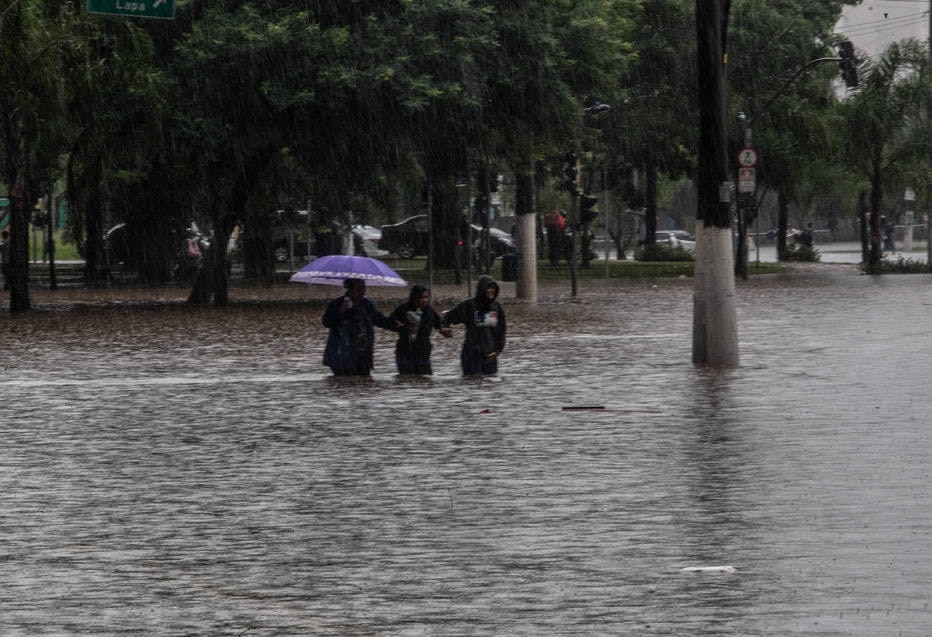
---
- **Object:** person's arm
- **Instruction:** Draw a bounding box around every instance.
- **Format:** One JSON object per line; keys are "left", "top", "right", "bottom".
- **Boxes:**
{"left": 440, "top": 300, "right": 467, "bottom": 328}
{"left": 427, "top": 307, "right": 452, "bottom": 337}
{"left": 368, "top": 300, "right": 395, "bottom": 330}
{"left": 428, "top": 307, "right": 442, "bottom": 330}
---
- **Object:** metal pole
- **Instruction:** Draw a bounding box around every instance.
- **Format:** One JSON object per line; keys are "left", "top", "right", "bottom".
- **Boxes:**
{"left": 604, "top": 161, "right": 610, "bottom": 280}
{"left": 570, "top": 191, "right": 578, "bottom": 297}
{"left": 467, "top": 199, "right": 473, "bottom": 294}
{"left": 427, "top": 179, "right": 433, "bottom": 293}
{"left": 305, "top": 198, "right": 317, "bottom": 263}
{"left": 755, "top": 206, "right": 760, "bottom": 267}
{"left": 46, "top": 194, "right": 56, "bottom": 290}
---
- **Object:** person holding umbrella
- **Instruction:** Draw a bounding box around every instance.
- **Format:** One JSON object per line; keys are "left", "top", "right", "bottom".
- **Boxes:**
{"left": 389, "top": 285, "right": 450, "bottom": 375}
{"left": 322, "top": 278, "right": 394, "bottom": 376}
{"left": 440, "top": 274, "right": 506, "bottom": 376}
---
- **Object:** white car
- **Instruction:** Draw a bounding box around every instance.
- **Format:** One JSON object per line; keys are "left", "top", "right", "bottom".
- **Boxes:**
{"left": 352, "top": 225, "right": 389, "bottom": 257}
{"left": 655, "top": 230, "right": 696, "bottom": 253}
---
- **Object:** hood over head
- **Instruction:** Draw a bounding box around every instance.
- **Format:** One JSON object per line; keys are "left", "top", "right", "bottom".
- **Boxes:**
{"left": 474, "top": 274, "right": 499, "bottom": 301}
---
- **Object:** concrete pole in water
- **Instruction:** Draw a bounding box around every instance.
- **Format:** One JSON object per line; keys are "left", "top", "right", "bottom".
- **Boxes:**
{"left": 693, "top": 0, "right": 739, "bottom": 367}
{"left": 514, "top": 167, "right": 538, "bottom": 302}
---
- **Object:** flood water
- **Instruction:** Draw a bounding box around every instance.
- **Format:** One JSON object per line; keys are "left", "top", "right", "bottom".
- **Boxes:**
{"left": 2, "top": 267, "right": 932, "bottom": 636}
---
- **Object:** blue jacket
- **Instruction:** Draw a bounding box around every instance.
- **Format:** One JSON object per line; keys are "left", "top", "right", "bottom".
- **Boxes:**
{"left": 322, "top": 295, "right": 392, "bottom": 374}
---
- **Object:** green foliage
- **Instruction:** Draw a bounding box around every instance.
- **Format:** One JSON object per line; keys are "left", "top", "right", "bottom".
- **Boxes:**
{"left": 864, "top": 256, "right": 930, "bottom": 274}
{"left": 842, "top": 40, "right": 932, "bottom": 269}
{"left": 783, "top": 244, "right": 821, "bottom": 262}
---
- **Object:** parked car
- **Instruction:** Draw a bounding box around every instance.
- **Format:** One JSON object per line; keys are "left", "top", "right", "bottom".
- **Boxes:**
{"left": 655, "top": 229, "right": 696, "bottom": 253}
{"left": 379, "top": 215, "right": 430, "bottom": 258}
{"left": 379, "top": 214, "right": 516, "bottom": 261}
{"left": 468, "top": 223, "right": 516, "bottom": 268}
{"left": 272, "top": 210, "right": 313, "bottom": 262}
{"left": 470, "top": 224, "right": 515, "bottom": 256}
{"left": 352, "top": 225, "right": 389, "bottom": 257}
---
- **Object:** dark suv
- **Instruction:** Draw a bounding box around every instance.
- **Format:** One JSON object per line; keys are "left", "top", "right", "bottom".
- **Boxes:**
{"left": 378, "top": 215, "right": 430, "bottom": 258}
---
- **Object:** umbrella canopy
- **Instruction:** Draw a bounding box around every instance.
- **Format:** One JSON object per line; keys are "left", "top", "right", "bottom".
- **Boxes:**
{"left": 289, "top": 254, "right": 408, "bottom": 287}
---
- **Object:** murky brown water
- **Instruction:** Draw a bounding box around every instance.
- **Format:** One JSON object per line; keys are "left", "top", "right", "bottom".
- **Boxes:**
{"left": 3, "top": 269, "right": 931, "bottom": 635}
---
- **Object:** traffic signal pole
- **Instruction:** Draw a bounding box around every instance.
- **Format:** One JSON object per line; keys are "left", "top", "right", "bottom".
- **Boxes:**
{"left": 754, "top": 54, "right": 855, "bottom": 125}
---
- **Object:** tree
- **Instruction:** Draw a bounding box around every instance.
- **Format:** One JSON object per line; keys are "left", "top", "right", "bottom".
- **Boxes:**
{"left": 616, "top": 0, "right": 697, "bottom": 246}
{"left": 61, "top": 13, "right": 168, "bottom": 287}
{"left": 0, "top": 1, "right": 72, "bottom": 312}
{"left": 728, "top": 0, "right": 858, "bottom": 265}
{"left": 842, "top": 40, "right": 931, "bottom": 272}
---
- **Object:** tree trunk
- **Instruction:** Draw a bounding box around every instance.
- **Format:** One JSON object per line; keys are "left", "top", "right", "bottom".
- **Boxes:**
{"left": 859, "top": 190, "right": 869, "bottom": 263}
{"left": 777, "top": 190, "right": 789, "bottom": 261}
{"left": 644, "top": 159, "right": 658, "bottom": 243}
{"left": 7, "top": 137, "right": 30, "bottom": 313}
{"left": 867, "top": 161, "right": 883, "bottom": 271}
{"left": 427, "top": 177, "right": 460, "bottom": 269}
{"left": 187, "top": 243, "right": 214, "bottom": 305}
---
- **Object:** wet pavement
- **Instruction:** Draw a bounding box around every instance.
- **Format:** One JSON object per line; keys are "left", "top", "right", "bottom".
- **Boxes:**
{"left": 2, "top": 262, "right": 932, "bottom": 636}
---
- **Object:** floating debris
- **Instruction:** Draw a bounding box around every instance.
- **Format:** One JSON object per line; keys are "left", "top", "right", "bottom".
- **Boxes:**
{"left": 680, "top": 565, "right": 736, "bottom": 574}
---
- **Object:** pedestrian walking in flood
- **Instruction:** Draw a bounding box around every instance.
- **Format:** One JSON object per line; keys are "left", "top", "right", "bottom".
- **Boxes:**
{"left": 321, "top": 278, "right": 393, "bottom": 376}
{"left": 882, "top": 216, "right": 895, "bottom": 254}
{"left": 441, "top": 274, "right": 506, "bottom": 376}
{"left": 389, "top": 285, "right": 450, "bottom": 375}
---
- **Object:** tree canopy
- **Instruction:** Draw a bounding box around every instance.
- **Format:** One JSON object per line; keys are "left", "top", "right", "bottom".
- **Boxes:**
{"left": 1, "top": 0, "right": 929, "bottom": 310}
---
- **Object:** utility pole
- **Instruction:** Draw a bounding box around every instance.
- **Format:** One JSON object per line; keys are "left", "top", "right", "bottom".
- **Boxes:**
{"left": 563, "top": 151, "right": 581, "bottom": 297}
{"left": 514, "top": 161, "right": 537, "bottom": 302}
{"left": 693, "top": 0, "right": 739, "bottom": 367}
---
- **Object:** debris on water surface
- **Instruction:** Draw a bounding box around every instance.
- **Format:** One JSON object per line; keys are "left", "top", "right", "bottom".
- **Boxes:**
{"left": 680, "top": 565, "right": 737, "bottom": 574}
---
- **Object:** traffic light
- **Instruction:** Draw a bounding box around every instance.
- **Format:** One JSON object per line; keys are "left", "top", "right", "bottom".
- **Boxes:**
{"left": 838, "top": 40, "right": 858, "bottom": 88}
{"left": 563, "top": 152, "right": 579, "bottom": 194}
{"left": 579, "top": 193, "right": 598, "bottom": 224}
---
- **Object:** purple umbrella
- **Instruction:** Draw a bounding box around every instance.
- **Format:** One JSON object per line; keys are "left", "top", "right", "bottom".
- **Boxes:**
{"left": 289, "top": 254, "right": 407, "bottom": 287}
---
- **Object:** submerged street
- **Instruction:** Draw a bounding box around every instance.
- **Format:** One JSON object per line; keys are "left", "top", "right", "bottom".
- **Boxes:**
{"left": 2, "top": 265, "right": 931, "bottom": 635}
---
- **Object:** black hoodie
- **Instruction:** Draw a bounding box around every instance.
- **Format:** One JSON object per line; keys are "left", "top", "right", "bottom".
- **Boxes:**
{"left": 441, "top": 274, "right": 506, "bottom": 357}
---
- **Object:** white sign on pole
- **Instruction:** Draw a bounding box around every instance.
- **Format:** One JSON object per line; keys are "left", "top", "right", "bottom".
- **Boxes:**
{"left": 738, "top": 167, "right": 755, "bottom": 193}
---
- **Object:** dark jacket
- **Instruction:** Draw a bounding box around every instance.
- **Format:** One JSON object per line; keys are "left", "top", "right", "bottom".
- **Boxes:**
{"left": 441, "top": 274, "right": 506, "bottom": 358}
{"left": 390, "top": 285, "right": 443, "bottom": 374}
{"left": 322, "top": 294, "right": 392, "bottom": 375}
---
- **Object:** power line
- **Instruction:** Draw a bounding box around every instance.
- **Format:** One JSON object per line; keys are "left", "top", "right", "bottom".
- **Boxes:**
{"left": 840, "top": 11, "right": 928, "bottom": 36}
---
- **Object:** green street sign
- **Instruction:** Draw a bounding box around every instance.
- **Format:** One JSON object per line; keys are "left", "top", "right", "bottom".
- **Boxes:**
{"left": 87, "top": 0, "right": 175, "bottom": 19}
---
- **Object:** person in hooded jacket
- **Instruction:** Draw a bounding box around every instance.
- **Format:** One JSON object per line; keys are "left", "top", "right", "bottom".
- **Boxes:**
{"left": 389, "top": 284, "right": 449, "bottom": 375}
{"left": 441, "top": 274, "right": 506, "bottom": 375}
{"left": 322, "top": 278, "right": 393, "bottom": 375}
